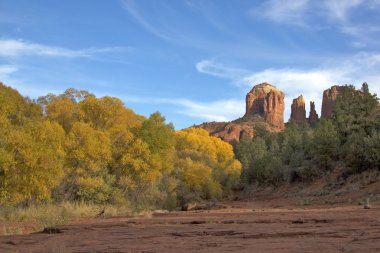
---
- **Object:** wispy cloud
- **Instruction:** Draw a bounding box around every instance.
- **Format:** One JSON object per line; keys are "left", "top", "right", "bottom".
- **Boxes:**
{"left": 324, "top": 0, "right": 364, "bottom": 21}
{"left": 251, "top": 0, "right": 310, "bottom": 26}
{"left": 121, "top": 0, "right": 171, "bottom": 41}
{"left": 174, "top": 99, "right": 244, "bottom": 122}
{"left": 252, "top": 0, "right": 365, "bottom": 25}
{"left": 120, "top": 95, "right": 245, "bottom": 122}
{"left": 0, "top": 65, "right": 63, "bottom": 97}
{"left": 0, "top": 65, "right": 18, "bottom": 76}
{"left": 195, "top": 53, "right": 380, "bottom": 120}
{"left": 196, "top": 60, "right": 250, "bottom": 83}
{"left": 0, "top": 39, "right": 122, "bottom": 58}
{"left": 250, "top": 0, "right": 380, "bottom": 47}
{"left": 321, "top": 0, "right": 380, "bottom": 43}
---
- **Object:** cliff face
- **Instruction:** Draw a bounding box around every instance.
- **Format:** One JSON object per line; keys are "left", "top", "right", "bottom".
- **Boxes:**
{"left": 290, "top": 95, "right": 306, "bottom": 123}
{"left": 308, "top": 101, "right": 319, "bottom": 127}
{"left": 196, "top": 82, "right": 285, "bottom": 142}
{"left": 245, "top": 83, "right": 285, "bottom": 130}
{"left": 321, "top": 85, "right": 345, "bottom": 118}
{"left": 197, "top": 121, "right": 254, "bottom": 142}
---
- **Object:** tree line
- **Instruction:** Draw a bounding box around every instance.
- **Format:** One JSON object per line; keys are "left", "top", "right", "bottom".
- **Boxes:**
{"left": 0, "top": 83, "right": 241, "bottom": 208}
{"left": 234, "top": 83, "right": 380, "bottom": 186}
{"left": 1, "top": 82, "right": 378, "bottom": 208}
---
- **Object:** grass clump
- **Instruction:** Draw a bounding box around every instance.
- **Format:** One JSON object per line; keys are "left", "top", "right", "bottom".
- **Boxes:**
{"left": 0, "top": 201, "right": 138, "bottom": 235}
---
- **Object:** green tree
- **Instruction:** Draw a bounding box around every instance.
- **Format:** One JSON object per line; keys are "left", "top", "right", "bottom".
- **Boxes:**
{"left": 311, "top": 119, "right": 338, "bottom": 170}
{"left": 138, "top": 112, "right": 175, "bottom": 172}
{"left": 332, "top": 84, "right": 379, "bottom": 171}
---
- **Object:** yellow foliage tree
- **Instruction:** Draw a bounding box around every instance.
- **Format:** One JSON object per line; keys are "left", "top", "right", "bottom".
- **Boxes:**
{"left": 0, "top": 120, "right": 65, "bottom": 204}
{"left": 79, "top": 96, "right": 144, "bottom": 130}
{"left": 45, "top": 98, "right": 81, "bottom": 132}
{"left": 64, "top": 122, "right": 113, "bottom": 203}
{"left": 175, "top": 128, "right": 241, "bottom": 201}
{"left": 109, "top": 125, "right": 163, "bottom": 206}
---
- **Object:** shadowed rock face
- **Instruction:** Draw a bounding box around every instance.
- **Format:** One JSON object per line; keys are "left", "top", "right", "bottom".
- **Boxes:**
{"left": 308, "top": 101, "right": 319, "bottom": 127}
{"left": 321, "top": 85, "right": 345, "bottom": 118}
{"left": 290, "top": 95, "right": 306, "bottom": 124}
{"left": 245, "top": 83, "right": 285, "bottom": 130}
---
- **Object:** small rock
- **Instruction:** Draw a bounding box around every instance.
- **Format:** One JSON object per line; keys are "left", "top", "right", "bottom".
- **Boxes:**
{"left": 41, "top": 227, "right": 63, "bottom": 234}
{"left": 181, "top": 203, "right": 198, "bottom": 211}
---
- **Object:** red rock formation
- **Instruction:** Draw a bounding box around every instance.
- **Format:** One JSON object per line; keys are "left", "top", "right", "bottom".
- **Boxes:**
{"left": 308, "top": 101, "right": 319, "bottom": 127}
{"left": 290, "top": 95, "right": 306, "bottom": 123}
{"left": 321, "top": 85, "right": 345, "bottom": 118}
{"left": 245, "top": 83, "right": 285, "bottom": 130}
{"left": 197, "top": 121, "right": 255, "bottom": 142}
{"left": 196, "top": 83, "right": 285, "bottom": 142}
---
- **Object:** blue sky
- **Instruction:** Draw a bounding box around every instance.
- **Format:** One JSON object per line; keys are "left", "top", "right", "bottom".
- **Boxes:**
{"left": 1, "top": 0, "right": 380, "bottom": 129}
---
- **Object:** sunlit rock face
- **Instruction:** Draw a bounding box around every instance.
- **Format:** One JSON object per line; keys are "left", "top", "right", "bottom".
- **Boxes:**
{"left": 245, "top": 82, "right": 285, "bottom": 130}
{"left": 197, "top": 121, "right": 255, "bottom": 142}
{"left": 196, "top": 82, "right": 285, "bottom": 142}
{"left": 290, "top": 95, "right": 306, "bottom": 124}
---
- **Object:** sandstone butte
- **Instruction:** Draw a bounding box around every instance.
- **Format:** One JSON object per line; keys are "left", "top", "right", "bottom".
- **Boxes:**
{"left": 289, "top": 95, "right": 320, "bottom": 126}
{"left": 245, "top": 82, "right": 285, "bottom": 130}
{"left": 308, "top": 101, "right": 319, "bottom": 127}
{"left": 196, "top": 83, "right": 359, "bottom": 142}
{"left": 290, "top": 95, "right": 306, "bottom": 124}
{"left": 197, "top": 83, "right": 284, "bottom": 142}
{"left": 321, "top": 85, "right": 346, "bottom": 118}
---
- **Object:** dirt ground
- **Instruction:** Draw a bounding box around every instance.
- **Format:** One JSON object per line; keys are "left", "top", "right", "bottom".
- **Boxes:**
{"left": 1, "top": 172, "right": 380, "bottom": 253}
{"left": 0, "top": 200, "right": 379, "bottom": 253}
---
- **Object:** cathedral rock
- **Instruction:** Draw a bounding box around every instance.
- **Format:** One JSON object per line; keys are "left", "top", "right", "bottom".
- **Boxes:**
{"left": 245, "top": 83, "right": 285, "bottom": 130}
{"left": 290, "top": 95, "right": 306, "bottom": 123}
{"left": 196, "top": 82, "right": 285, "bottom": 142}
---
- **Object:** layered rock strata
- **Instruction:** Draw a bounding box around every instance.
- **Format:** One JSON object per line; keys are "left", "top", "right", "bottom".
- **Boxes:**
{"left": 245, "top": 83, "right": 285, "bottom": 130}
{"left": 197, "top": 121, "right": 255, "bottom": 142}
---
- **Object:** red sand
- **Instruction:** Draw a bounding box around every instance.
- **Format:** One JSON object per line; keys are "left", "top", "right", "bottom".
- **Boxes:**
{"left": 1, "top": 201, "right": 379, "bottom": 253}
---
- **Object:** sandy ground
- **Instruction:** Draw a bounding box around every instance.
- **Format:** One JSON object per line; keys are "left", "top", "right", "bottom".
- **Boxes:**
{"left": 0, "top": 200, "right": 379, "bottom": 253}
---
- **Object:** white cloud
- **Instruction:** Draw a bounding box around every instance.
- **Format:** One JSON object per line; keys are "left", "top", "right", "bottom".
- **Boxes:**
{"left": 253, "top": 0, "right": 365, "bottom": 25}
{"left": 251, "top": 0, "right": 310, "bottom": 26}
{"left": 195, "top": 53, "right": 380, "bottom": 121}
{"left": 120, "top": 95, "right": 245, "bottom": 122}
{"left": 121, "top": 0, "right": 171, "bottom": 41}
{"left": 0, "top": 65, "right": 59, "bottom": 97}
{"left": 0, "top": 39, "right": 121, "bottom": 58}
{"left": 0, "top": 65, "right": 18, "bottom": 76}
{"left": 250, "top": 0, "right": 380, "bottom": 47}
{"left": 196, "top": 60, "right": 249, "bottom": 82}
{"left": 175, "top": 99, "right": 244, "bottom": 122}
{"left": 324, "top": 0, "right": 364, "bottom": 21}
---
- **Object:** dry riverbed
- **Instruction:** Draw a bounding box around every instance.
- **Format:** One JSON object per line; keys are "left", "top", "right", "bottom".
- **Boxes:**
{"left": 0, "top": 200, "right": 379, "bottom": 253}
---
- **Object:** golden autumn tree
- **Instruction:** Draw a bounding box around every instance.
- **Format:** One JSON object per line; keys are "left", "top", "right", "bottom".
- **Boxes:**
{"left": 0, "top": 120, "right": 65, "bottom": 204}
{"left": 63, "top": 122, "right": 113, "bottom": 203}
{"left": 175, "top": 128, "right": 241, "bottom": 202}
{"left": 79, "top": 96, "right": 144, "bottom": 131}
{"left": 37, "top": 88, "right": 90, "bottom": 132}
{"left": 108, "top": 123, "right": 164, "bottom": 207}
{"left": 0, "top": 83, "right": 65, "bottom": 205}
